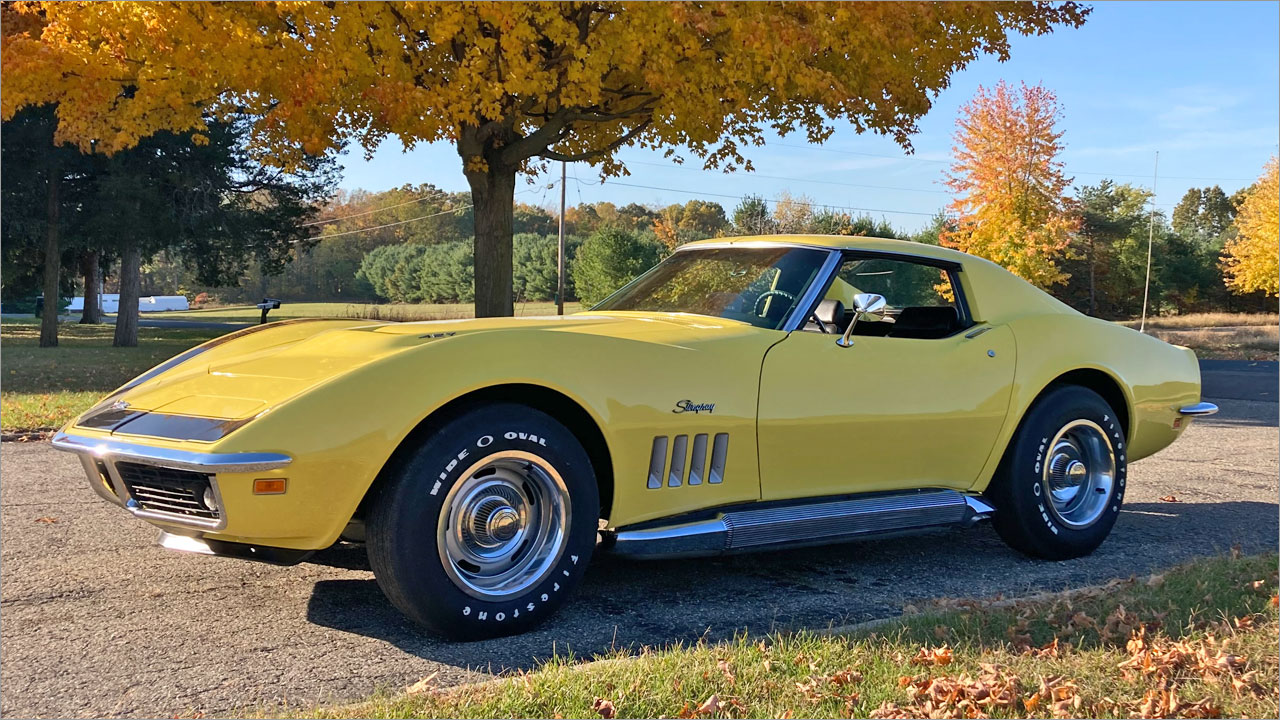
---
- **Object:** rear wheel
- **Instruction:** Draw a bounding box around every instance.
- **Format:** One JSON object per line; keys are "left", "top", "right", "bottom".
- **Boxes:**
{"left": 366, "top": 403, "right": 599, "bottom": 639}
{"left": 988, "top": 385, "right": 1127, "bottom": 560}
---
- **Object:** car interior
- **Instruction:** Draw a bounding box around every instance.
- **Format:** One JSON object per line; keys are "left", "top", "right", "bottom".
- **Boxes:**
{"left": 802, "top": 256, "right": 965, "bottom": 339}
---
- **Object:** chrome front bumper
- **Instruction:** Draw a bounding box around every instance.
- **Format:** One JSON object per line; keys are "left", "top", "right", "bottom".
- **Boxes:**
{"left": 1178, "top": 402, "right": 1219, "bottom": 416}
{"left": 52, "top": 431, "right": 292, "bottom": 532}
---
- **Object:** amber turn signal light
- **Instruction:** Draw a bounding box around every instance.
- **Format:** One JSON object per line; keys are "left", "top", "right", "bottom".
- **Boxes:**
{"left": 253, "top": 478, "right": 287, "bottom": 495}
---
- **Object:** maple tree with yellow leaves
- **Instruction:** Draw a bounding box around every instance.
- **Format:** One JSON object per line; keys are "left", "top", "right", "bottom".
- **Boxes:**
{"left": 940, "top": 80, "right": 1079, "bottom": 289}
{"left": 1221, "top": 157, "right": 1279, "bottom": 297}
{"left": 1, "top": 1, "right": 1088, "bottom": 316}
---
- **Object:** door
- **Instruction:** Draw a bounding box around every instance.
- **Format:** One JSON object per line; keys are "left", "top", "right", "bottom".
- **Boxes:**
{"left": 756, "top": 255, "right": 1016, "bottom": 501}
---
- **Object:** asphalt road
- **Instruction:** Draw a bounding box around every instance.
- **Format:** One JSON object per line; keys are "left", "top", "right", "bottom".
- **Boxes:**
{"left": 2, "top": 360, "right": 1276, "bottom": 718}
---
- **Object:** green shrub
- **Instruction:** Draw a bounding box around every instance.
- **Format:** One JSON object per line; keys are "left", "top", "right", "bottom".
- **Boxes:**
{"left": 514, "top": 233, "right": 581, "bottom": 302}
{"left": 571, "top": 227, "right": 662, "bottom": 305}
{"left": 416, "top": 241, "right": 474, "bottom": 303}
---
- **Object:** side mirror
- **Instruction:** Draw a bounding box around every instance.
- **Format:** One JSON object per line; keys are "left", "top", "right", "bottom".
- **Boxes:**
{"left": 836, "top": 293, "right": 887, "bottom": 347}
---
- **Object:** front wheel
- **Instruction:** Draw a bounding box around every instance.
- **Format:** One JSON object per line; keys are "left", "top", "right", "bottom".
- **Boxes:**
{"left": 366, "top": 403, "right": 599, "bottom": 640}
{"left": 988, "top": 385, "right": 1127, "bottom": 560}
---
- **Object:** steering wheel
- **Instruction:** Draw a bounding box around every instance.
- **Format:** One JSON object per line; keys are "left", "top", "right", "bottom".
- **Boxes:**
{"left": 752, "top": 289, "right": 796, "bottom": 318}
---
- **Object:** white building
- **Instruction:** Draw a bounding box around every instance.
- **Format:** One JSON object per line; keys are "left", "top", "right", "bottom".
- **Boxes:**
{"left": 67, "top": 294, "right": 190, "bottom": 313}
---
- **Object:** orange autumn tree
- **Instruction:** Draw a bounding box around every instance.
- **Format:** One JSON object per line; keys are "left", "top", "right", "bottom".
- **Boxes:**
{"left": 2, "top": 2, "right": 1089, "bottom": 316}
{"left": 1221, "top": 157, "right": 1279, "bottom": 297}
{"left": 940, "top": 81, "right": 1079, "bottom": 289}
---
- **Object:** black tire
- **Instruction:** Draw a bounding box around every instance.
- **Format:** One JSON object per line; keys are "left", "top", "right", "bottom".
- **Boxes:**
{"left": 366, "top": 403, "right": 599, "bottom": 640}
{"left": 988, "top": 385, "right": 1127, "bottom": 560}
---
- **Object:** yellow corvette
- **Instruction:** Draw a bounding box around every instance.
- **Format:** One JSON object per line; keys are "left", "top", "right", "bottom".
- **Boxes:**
{"left": 54, "top": 235, "right": 1216, "bottom": 639}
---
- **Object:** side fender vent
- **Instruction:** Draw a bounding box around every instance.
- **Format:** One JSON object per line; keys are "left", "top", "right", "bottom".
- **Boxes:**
{"left": 647, "top": 433, "right": 729, "bottom": 489}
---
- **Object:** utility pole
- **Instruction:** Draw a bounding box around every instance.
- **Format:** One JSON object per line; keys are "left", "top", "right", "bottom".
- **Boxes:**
{"left": 1139, "top": 151, "right": 1159, "bottom": 333}
{"left": 557, "top": 161, "right": 567, "bottom": 316}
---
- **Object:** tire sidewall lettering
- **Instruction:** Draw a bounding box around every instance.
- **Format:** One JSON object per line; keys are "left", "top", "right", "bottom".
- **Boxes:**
{"left": 1025, "top": 410, "right": 1126, "bottom": 535}
{"left": 460, "top": 562, "right": 572, "bottom": 622}
{"left": 428, "top": 425, "right": 587, "bottom": 625}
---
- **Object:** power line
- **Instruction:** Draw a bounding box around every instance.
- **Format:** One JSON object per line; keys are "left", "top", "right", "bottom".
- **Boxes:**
{"left": 302, "top": 187, "right": 459, "bottom": 227}
{"left": 619, "top": 158, "right": 1179, "bottom": 208}
{"left": 769, "top": 141, "right": 1255, "bottom": 182}
{"left": 574, "top": 176, "right": 939, "bottom": 218}
{"left": 624, "top": 159, "right": 949, "bottom": 195}
{"left": 297, "top": 204, "right": 472, "bottom": 242}
{"left": 300, "top": 185, "right": 550, "bottom": 242}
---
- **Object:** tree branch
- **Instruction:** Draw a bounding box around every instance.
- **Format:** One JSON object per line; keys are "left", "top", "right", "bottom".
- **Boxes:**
{"left": 538, "top": 118, "right": 652, "bottom": 163}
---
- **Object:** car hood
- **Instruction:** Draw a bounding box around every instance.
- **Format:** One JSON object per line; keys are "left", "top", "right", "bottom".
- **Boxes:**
{"left": 75, "top": 312, "right": 760, "bottom": 431}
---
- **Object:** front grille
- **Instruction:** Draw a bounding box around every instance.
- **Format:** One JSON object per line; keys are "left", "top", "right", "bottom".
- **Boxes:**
{"left": 115, "top": 462, "right": 220, "bottom": 521}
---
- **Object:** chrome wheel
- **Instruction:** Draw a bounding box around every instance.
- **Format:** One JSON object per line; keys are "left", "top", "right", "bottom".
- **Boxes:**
{"left": 1041, "top": 419, "right": 1115, "bottom": 529}
{"left": 437, "top": 451, "right": 570, "bottom": 600}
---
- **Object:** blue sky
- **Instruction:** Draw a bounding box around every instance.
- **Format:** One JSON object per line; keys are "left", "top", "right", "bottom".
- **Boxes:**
{"left": 335, "top": 1, "right": 1280, "bottom": 232}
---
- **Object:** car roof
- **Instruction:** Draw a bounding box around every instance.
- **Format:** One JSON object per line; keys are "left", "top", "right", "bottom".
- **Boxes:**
{"left": 679, "top": 234, "right": 975, "bottom": 265}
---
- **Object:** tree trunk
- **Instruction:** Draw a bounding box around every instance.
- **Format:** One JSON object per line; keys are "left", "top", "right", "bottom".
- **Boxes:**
{"left": 465, "top": 165, "right": 517, "bottom": 318}
{"left": 80, "top": 250, "right": 102, "bottom": 324}
{"left": 40, "top": 163, "right": 60, "bottom": 348}
{"left": 113, "top": 241, "right": 141, "bottom": 347}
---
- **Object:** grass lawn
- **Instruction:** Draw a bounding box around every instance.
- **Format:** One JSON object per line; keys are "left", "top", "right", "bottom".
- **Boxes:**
{"left": 1117, "top": 313, "right": 1278, "bottom": 362}
{"left": 148, "top": 300, "right": 584, "bottom": 324}
{"left": 1141, "top": 325, "right": 1278, "bottom": 362}
{"left": 284, "top": 553, "right": 1279, "bottom": 719}
{"left": 1119, "top": 312, "right": 1279, "bottom": 330}
{"left": 0, "top": 319, "right": 223, "bottom": 433}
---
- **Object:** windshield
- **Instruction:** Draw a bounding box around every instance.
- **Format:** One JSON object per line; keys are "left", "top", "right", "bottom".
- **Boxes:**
{"left": 593, "top": 246, "right": 830, "bottom": 330}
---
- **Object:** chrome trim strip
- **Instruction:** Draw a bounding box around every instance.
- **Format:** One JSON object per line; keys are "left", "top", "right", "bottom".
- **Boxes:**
{"left": 1178, "top": 402, "right": 1219, "bottom": 416}
{"left": 723, "top": 490, "right": 966, "bottom": 549}
{"left": 157, "top": 531, "right": 315, "bottom": 565}
{"left": 79, "top": 454, "right": 125, "bottom": 507}
{"left": 610, "top": 518, "right": 729, "bottom": 558}
{"left": 52, "top": 431, "right": 292, "bottom": 473}
{"left": 158, "top": 531, "right": 220, "bottom": 556}
{"left": 608, "top": 490, "right": 996, "bottom": 559}
{"left": 964, "top": 326, "right": 993, "bottom": 339}
{"left": 964, "top": 495, "right": 996, "bottom": 516}
{"left": 780, "top": 248, "right": 843, "bottom": 332}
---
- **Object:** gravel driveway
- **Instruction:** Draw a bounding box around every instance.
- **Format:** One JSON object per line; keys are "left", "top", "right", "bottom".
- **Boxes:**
{"left": 2, "top": 360, "right": 1276, "bottom": 718}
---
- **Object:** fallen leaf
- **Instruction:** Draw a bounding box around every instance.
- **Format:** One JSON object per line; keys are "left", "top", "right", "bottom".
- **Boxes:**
{"left": 830, "top": 667, "right": 863, "bottom": 686}
{"left": 1230, "top": 543, "right": 1242, "bottom": 559}
{"left": 1147, "top": 573, "right": 1166, "bottom": 588}
{"left": 909, "top": 646, "right": 953, "bottom": 666}
{"left": 592, "top": 697, "right": 616, "bottom": 719}
{"left": 1159, "top": 494, "right": 1180, "bottom": 502}
{"left": 405, "top": 671, "right": 439, "bottom": 695}
{"left": 717, "top": 658, "right": 736, "bottom": 685}
{"left": 34, "top": 516, "right": 57, "bottom": 524}
{"left": 697, "top": 694, "right": 720, "bottom": 715}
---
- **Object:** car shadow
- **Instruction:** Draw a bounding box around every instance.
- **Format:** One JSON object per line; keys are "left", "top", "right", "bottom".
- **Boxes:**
{"left": 304, "top": 499, "right": 1278, "bottom": 675}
